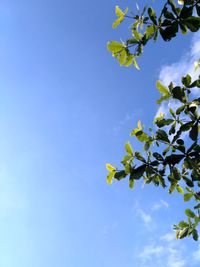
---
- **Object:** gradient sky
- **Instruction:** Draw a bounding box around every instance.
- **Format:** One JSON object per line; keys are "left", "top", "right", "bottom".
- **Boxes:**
{"left": 0, "top": 1, "right": 200, "bottom": 267}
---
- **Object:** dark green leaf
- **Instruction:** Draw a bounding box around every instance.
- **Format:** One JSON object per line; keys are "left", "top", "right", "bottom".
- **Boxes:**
{"left": 189, "top": 123, "right": 198, "bottom": 141}
{"left": 156, "top": 129, "right": 170, "bottom": 143}
{"left": 114, "top": 170, "right": 127, "bottom": 180}
{"left": 153, "top": 152, "right": 164, "bottom": 161}
{"left": 130, "top": 164, "right": 146, "bottom": 180}
{"left": 192, "top": 229, "right": 198, "bottom": 241}
{"left": 182, "top": 74, "right": 191, "bottom": 87}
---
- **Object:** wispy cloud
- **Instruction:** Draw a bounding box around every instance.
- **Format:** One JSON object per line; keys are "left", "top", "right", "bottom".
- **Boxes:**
{"left": 113, "top": 109, "right": 143, "bottom": 134}
{"left": 193, "top": 244, "right": 200, "bottom": 262}
{"left": 136, "top": 208, "right": 152, "bottom": 224}
{"left": 152, "top": 199, "right": 169, "bottom": 211}
{"left": 138, "top": 231, "right": 186, "bottom": 267}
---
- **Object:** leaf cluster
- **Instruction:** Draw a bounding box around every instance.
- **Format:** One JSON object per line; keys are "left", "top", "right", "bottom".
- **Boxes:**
{"left": 106, "top": 74, "right": 200, "bottom": 240}
{"left": 107, "top": 0, "right": 200, "bottom": 69}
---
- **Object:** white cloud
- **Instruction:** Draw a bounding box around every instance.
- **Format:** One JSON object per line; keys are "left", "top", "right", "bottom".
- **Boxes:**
{"left": 136, "top": 208, "right": 152, "bottom": 224}
{"left": 161, "top": 232, "right": 175, "bottom": 242}
{"left": 137, "top": 231, "right": 187, "bottom": 267}
{"left": 152, "top": 199, "right": 169, "bottom": 211}
{"left": 193, "top": 244, "right": 200, "bottom": 262}
{"left": 138, "top": 244, "right": 164, "bottom": 260}
{"left": 159, "top": 32, "right": 200, "bottom": 87}
{"left": 156, "top": 32, "right": 200, "bottom": 119}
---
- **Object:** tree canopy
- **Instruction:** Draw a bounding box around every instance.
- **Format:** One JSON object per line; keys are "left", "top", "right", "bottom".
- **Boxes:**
{"left": 106, "top": 0, "right": 200, "bottom": 241}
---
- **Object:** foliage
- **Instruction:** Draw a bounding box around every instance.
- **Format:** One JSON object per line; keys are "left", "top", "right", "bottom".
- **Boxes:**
{"left": 106, "top": 0, "right": 200, "bottom": 241}
{"left": 107, "top": 0, "right": 200, "bottom": 70}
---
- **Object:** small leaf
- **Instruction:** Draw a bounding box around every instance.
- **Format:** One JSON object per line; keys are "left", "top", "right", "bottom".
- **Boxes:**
{"left": 146, "top": 25, "right": 155, "bottom": 38}
{"left": 129, "top": 178, "right": 134, "bottom": 189}
{"left": 192, "top": 229, "right": 199, "bottom": 241}
{"left": 114, "top": 170, "right": 127, "bottom": 180}
{"left": 106, "top": 171, "right": 115, "bottom": 184}
{"left": 184, "top": 193, "right": 193, "bottom": 202}
{"left": 185, "top": 208, "right": 195, "bottom": 218}
{"left": 189, "top": 123, "right": 198, "bottom": 141}
{"left": 106, "top": 163, "right": 116, "bottom": 172}
{"left": 156, "top": 80, "right": 169, "bottom": 95}
{"left": 125, "top": 142, "right": 133, "bottom": 155}
{"left": 176, "top": 184, "right": 184, "bottom": 194}
{"left": 179, "top": 221, "right": 189, "bottom": 228}
{"left": 107, "top": 41, "right": 124, "bottom": 53}
{"left": 115, "top": 6, "right": 125, "bottom": 17}
{"left": 133, "top": 57, "right": 140, "bottom": 70}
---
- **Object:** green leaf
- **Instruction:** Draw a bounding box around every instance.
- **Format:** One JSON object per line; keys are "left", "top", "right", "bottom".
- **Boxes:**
{"left": 176, "top": 105, "right": 185, "bottom": 115}
{"left": 107, "top": 41, "right": 124, "bottom": 53}
{"left": 135, "top": 152, "right": 146, "bottom": 162}
{"left": 189, "top": 123, "right": 198, "bottom": 141}
{"left": 135, "top": 131, "right": 149, "bottom": 142}
{"left": 156, "top": 129, "right": 170, "bottom": 143}
{"left": 115, "top": 5, "right": 125, "bottom": 17}
{"left": 133, "top": 57, "right": 140, "bottom": 70}
{"left": 106, "top": 171, "right": 115, "bottom": 184}
{"left": 114, "top": 170, "right": 127, "bottom": 180}
{"left": 145, "top": 25, "right": 155, "bottom": 38}
{"left": 184, "top": 17, "right": 200, "bottom": 32}
{"left": 172, "top": 86, "right": 185, "bottom": 102}
{"left": 184, "top": 193, "right": 193, "bottom": 202}
{"left": 112, "top": 6, "right": 128, "bottom": 29}
{"left": 125, "top": 142, "right": 133, "bottom": 155}
{"left": 124, "top": 54, "right": 134, "bottom": 67}
{"left": 118, "top": 50, "right": 127, "bottom": 66}
{"left": 182, "top": 74, "right": 191, "bottom": 87}
{"left": 129, "top": 178, "right": 134, "bottom": 189}
{"left": 130, "top": 164, "right": 146, "bottom": 180}
{"left": 148, "top": 7, "right": 157, "bottom": 24}
{"left": 132, "top": 29, "right": 142, "bottom": 41}
{"left": 153, "top": 152, "right": 163, "bottom": 161}
{"left": 106, "top": 163, "right": 116, "bottom": 172}
{"left": 156, "top": 80, "right": 169, "bottom": 95}
{"left": 192, "top": 229, "right": 199, "bottom": 241}
{"left": 176, "top": 184, "right": 184, "bottom": 194}
{"left": 178, "top": 221, "right": 189, "bottom": 228}
{"left": 185, "top": 208, "right": 195, "bottom": 218}
{"left": 179, "top": 228, "right": 189, "bottom": 239}
{"left": 165, "top": 154, "right": 184, "bottom": 165}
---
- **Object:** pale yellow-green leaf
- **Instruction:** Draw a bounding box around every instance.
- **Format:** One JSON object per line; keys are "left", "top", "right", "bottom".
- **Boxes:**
{"left": 125, "top": 142, "right": 133, "bottom": 155}
{"left": 107, "top": 41, "right": 124, "bottom": 53}
{"left": 133, "top": 57, "right": 140, "bottom": 70}
{"left": 176, "top": 184, "right": 184, "bottom": 194}
{"left": 137, "top": 120, "right": 142, "bottom": 130}
{"left": 125, "top": 163, "right": 131, "bottom": 174}
{"left": 115, "top": 5, "right": 124, "bottom": 17}
{"left": 118, "top": 50, "right": 127, "bottom": 66}
{"left": 178, "top": 0, "right": 184, "bottom": 4}
{"left": 124, "top": 54, "right": 134, "bottom": 67}
{"left": 146, "top": 25, "right": 155, "bottom": 38}
{"left": 106, "top": 171, "right": 114, "bottom": 184}
{"left": 129, "top": 179, "right": 134, "bottom": 189}
{"left": 156, "top": 80, "right": 169, "bottom": 95}
{"left": 132, "top": 29, "right": 142, "bottom": 41}
{"left": 112, "top": 16, "right": 124, "bottom": 29}
{"left": 130, "top": 128, "right": 140, "bottom": 136}
{"left": 106, "top": 163, "right": 116, "bottom": 172}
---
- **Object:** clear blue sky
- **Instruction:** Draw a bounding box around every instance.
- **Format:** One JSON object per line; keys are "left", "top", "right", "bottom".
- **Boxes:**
{"left": 0, "top": 1, "right": 200, "bottom": 267}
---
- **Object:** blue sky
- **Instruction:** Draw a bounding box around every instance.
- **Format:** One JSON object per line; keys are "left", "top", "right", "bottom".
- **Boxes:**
{"left": 0, "top": 1, "right": 200, "bottom": 266}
